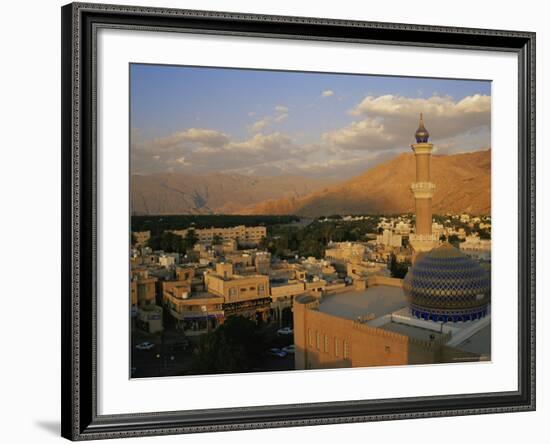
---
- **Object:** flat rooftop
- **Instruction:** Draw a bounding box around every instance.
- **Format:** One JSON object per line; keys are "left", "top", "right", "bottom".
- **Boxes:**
{"left": 454, "top": 323, "right": 491, "bottom": 356}
{"left": 380, "top": 322, "right": 445, "bottom": 342}
{"left": 318, "top": 285, "right": 406, "bottom": 321}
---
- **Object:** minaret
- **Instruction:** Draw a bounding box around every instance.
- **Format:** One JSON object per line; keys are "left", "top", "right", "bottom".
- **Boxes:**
{"left": 409, "top": 114, "right": 439, "bottom": 256}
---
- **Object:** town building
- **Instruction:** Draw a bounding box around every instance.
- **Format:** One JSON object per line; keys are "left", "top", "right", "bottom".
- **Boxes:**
{"left": 171, "top": 225, "right": 267, "bottom": 247}
{"left": 376, "top": 229, "right": 402, "bottom": 247}
{"left": 394, "top": 221, "right": 412, "bottom": 236}
{"left": 204, "top": 262, "right": 271, "bottom": 322}
{"left": 162, "top": 285, "right": 224, "bottom": 335}
{"left": 133, "top": 230, "right": 151, "bottom": 246}
{"left": 324, "top": 242, "right": 366, "bottom": 264}
{"left": 136, "top": 304, "right": 163, "bottom": 334}
{"left": 131, "top": 268, "right": 163, "bottom": 332}
{"left": 158, "top": 253, "right": 178, "bottom": 268}
{"left": 459, "top": 234, "right": 492, "bottom": 261}
{"left": 131, "top": 269, "right": 157, "bottom": 307}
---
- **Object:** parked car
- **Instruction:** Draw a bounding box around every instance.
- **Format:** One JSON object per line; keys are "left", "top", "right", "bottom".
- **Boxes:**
{"left": 267, "top": 348, "right": 287, "bottom": 358}
{"left": 282, "top": 345, "right": 295, "bottom": 354}
{"left": 135, "top": 341, "right": 155, "bottom": 350}
{"left": 277, "top": 327, "right": 293, "bottom": 336}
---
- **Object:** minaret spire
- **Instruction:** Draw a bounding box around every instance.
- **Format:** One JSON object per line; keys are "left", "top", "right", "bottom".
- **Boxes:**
{"left": 415, "top": 112, "right": 430, "bottom": 143}
{"left": 409, "top": 114, "right": 438, "bottom": 257}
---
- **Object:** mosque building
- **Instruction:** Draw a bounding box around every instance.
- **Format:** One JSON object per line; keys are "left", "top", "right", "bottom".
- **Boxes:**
{"left": 293, "top": 115, "right": 491, "bottom": 370}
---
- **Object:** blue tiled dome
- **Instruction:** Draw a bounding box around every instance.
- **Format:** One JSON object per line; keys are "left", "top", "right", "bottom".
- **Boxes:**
{"left": 403, "top": 243, "right": 490, "bottom": 322}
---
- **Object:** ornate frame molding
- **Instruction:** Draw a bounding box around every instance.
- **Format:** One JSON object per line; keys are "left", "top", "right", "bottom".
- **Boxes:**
{"left": 61, "top": 2, "right": 535, "bottom": 440}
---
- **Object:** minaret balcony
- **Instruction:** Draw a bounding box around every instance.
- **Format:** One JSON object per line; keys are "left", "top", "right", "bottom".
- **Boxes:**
{"left": 409, "top": 233, "right": 439, "bottom": 243}
{"left": 410, "top": 143, "right": 433, "bottom": 155}
{"left": 410, "top": 182, "right": 436, "bottom": 198}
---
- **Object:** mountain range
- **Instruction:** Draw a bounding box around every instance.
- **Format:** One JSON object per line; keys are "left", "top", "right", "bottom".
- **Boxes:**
{"left": 131, "top": 173, "right": 329, "bottom": 215}
{"left": 131, "top": 150, "right": 491, "bottom": 216}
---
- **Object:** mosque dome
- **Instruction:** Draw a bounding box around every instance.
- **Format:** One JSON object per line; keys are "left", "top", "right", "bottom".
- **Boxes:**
{"left": 403, "top": 243, "right": 490, "bottom": 322}
{"left": 414, "top": 113, "right": 430, "bottom": 143}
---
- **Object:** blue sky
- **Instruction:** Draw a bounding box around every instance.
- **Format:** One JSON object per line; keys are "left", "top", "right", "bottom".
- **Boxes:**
{"left": 130, "top": 64, "right": 491, "bottom": 179}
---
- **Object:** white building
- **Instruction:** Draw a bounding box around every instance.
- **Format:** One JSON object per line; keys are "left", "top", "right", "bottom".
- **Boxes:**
{"left": 159, "top": 253, "right": 178, "bottom": 268}
{"left": 460, "top": 234, "right": 491, "bottom": 252}
{"left": 376, "top": 229, "right": 402, "bottom": 248}
{"left": 394, "top": 221, "right": 412, "bottom": 236}
{"left": 460, "top": 213, "right": 471, "bottom": 223}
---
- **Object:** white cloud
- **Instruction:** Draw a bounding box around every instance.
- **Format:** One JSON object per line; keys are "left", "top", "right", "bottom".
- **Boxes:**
{"left": 321, "top": 94, "right": 491, "bottom": 153}
{"left": 148, "top": 128, "right": 230, "bottom": 152}
{"left": 249, "top": 105, "right": 289, "bottom": 133}
{"left": 249, "top": 117, "right": 271, "bottom": 133}
{"left": 350, "top": 94, "right": 490, "bottom": 119}
{"left": 131, "top": 94, "right": 490, "bottom": 179}
{"left": 226, "top": 132, "right": 293, "bottom": 153}
{"left": 322, "top": 119, "right": 396, "bottom": 152}
{"left": 322, "top": 89, "right": 334, "bottom": 98}
{"left": 175, "top": 156, "right": 191, "bottom": 166}
{"left": 274, "top": 113, "right": 288, "bottom": 123}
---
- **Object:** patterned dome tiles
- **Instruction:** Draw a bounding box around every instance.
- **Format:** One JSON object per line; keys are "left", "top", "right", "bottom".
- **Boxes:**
{"left": 404, "top": 243, "right": 490, "bottom": 322}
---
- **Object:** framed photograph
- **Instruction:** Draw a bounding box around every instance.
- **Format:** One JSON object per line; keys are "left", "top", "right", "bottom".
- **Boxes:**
{"left": 61, "top": 2, "right": 535, "bottom": 440}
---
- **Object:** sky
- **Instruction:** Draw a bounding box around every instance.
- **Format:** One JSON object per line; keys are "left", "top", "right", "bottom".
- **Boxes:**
{"left": 130, "top": 64, "right": 491, "bottom": 180}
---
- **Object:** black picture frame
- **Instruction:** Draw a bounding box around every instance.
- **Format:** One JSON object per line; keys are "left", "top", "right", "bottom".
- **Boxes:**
{"left": 61, "top": 2, "right": 536, "bottom": 440}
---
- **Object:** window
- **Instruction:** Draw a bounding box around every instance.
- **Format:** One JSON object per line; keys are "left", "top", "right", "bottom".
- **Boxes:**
{"left": 229, "top": 288, "right": 236, "bottom": 297}
{"left": 308, "top": 329, "right": 313, "bottom": 347}
{"left": 250, "top": 286, "right": 255, "bottom": 291}
{"left": 316, "top": 331, "right": 321, "bottom": 350}
{"left": 343, "top": 340, "right": 349, "bottom": 359}
{"left": 385, "top": 345, "right": 391, "bottom": 353}
{"left": 334, "top": 338, "right": 340, "bottom": 357}
{"left": 324, "top": 335, "right": 329, "bottom": 353}
{"left": 241, "top": 287, "right": 247, "bottom": 292}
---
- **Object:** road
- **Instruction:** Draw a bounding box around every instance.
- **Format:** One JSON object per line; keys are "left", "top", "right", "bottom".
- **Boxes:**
{"left": 131, "top": 323, "right": 295, "bottom": 378}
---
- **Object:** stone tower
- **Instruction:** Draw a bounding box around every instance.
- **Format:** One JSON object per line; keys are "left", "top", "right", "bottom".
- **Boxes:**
{"left": 409, "top": 114, "right": 439, "bottom": 255}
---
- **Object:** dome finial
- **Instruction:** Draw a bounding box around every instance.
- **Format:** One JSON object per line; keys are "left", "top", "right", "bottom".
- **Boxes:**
{"left": 415, "top": 113, "right": 430, "bottom": 143}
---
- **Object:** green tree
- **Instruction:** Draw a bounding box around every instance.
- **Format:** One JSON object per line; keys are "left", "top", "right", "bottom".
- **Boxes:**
{"left": 183, "top": 229, "right": 198, "bottom": 250}
{"left": 190, "top": 316, "right": 265, "bottom": 374}
{"left": 448, "top": 234, "right": 464, "bottom": 246}
{"left": 478, "top": 229, "right": 491, "bottom": 240}
{"left": 148, "top": 231, "right": 184, "bottom": 253}
{"left": 389, "top": 253, "right": 409, "bottom": 279}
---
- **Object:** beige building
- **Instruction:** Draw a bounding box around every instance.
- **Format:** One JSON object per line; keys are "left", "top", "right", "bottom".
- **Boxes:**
{"left": 131, "top": 268, "right": 162, "bottom": 332}
{"left": 346, "top": 261, "right": 388, "bottom": 280}
{"left": 171, "top": 225, "right": 267, "bottom": 246}
{"left": 131, "top": 269, "right": 157, "bottom": 307}
{"left": 325, "top": 242, "right": 366, "bottom": 264}
{"left": 136, "top": 304, "right": 163, "bottom": 334}
{"left": 133, "top": 230, "right": 151, "bottom": 246}
{"left": 162, "top": 286, "right": 224, "bottom": 335}
{"left": 376, "top": 229, "right": 402, "bottom": 247}
{"left": 205, "top": 263, "right": 271, "bottom": 322}
{"left": 254, "top": 251, "right": 271, "bottom": 274}
{"left": 293, "top": 282, "right": 488, "bottom": 371}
